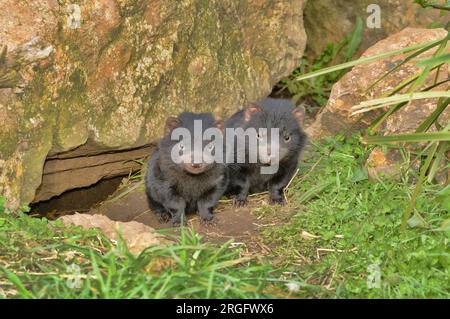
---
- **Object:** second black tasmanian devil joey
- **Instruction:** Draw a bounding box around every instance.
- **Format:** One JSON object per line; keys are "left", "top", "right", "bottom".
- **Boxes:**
{"left": 145, "top": 112, "right": 228, "bottom": 225}
{"left": 225, "top": 98, "right": 308, "bottom": 206}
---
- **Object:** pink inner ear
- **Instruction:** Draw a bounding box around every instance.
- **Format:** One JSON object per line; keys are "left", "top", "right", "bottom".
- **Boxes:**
{"left": 245, "top": 103, "right": 262, "bottom": 121}
{"left": 215, "top": 120, "right": 224, "bottom": 132}
{"left": 292, "top": 107, "right": 305, "bottom": 125}
{"left": 165, "top": 117, "right": 179, "bottom": 134}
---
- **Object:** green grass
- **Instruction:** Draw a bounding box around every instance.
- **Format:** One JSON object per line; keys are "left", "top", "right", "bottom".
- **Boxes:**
{"left": 0, "top": 135, "right": 448, "bottom": 298}
{"left": 0, "top": 207, "right": 278, "bottom": 298}
{"left": 262, "top": 134, "right": 449, "bottom": 298}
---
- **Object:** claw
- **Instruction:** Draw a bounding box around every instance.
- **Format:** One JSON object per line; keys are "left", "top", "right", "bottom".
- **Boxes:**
{"left": 200, "top": 215, "right": 218, "bottom": 226}
{"left": 269, "top": 196, "right": 286, "bottom": 206}
{"left": 233, "top": 197, "right": 248, "bottom": 207}
{"left": 158, "top": 212, "right": 171, "bottom": 223}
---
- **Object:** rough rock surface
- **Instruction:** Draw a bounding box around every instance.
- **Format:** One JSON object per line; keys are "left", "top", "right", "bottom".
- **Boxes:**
{"left": 0, "top": 0, "right": 307, "bottom": 209}
{"left": 304, "top": 0, "right": 448, "bottom": 59}
{"left": 307, "top": 27, "right": 449, "bottom": 139}
{"left": 60, "top": 213, "right": 167, "bottom": 253}
{"left": 34, "top": 143, "right": 152, "bottom": 202}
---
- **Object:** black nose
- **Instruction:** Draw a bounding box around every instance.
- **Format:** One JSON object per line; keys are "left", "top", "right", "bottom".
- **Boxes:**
{"left": 191, "top": 163, "right": 201, "bottom": 169}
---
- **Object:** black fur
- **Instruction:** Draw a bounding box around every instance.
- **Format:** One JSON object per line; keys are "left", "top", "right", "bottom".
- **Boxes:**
{"left": 145, "top": 112, "right": 228, "bottom": 225}
{"left": 225, "top": 98, "right": 307, "bottom": 206}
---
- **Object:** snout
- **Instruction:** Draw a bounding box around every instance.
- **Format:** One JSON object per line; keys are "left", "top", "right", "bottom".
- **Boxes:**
{"left": 260, "top": 155, "right": 279, "bottom": 165}
{"left": 259, "top": 149, "right": 280, "bottom": 165}
{"left": 183, "top": 163, "right": 209, "bottom": 174}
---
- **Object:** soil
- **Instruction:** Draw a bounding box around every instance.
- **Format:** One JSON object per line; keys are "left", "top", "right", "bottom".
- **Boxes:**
{"left": 88, "top": 181, "right": 289, "bottom": 251}
{"left": 32, "top": 176, "right": 294, "bottom": 253}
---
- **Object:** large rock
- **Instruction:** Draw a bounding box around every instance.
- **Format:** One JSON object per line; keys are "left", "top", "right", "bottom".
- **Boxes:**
{"left": 304, "top": 0, "right": 448, "bottom": 59}
{"left": 0, "top": 0, "right": 307, "bottom": 209}
{"left": 34, "top": 143, "right": 153, "bottom": 202}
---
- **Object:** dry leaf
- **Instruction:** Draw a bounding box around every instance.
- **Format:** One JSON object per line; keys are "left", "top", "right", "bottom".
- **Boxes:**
{"left": 301, "top": 230, "right": 320, "bottom": 240}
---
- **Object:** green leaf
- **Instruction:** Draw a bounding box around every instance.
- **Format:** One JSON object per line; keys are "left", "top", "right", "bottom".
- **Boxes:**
{"left": 416, "top": 97, "right": 449, "bottom": 132}
{"left": 0, "top": 267, "right": 34, "bottom": 298}
{"left": 369, "top": 77, "right": 449, "bottom": 132}
{"left": 417, "top": 53, "right": 450, "bottom": 68}
{"left": 402, "top": 142, "right": 439, "bottom": 230}
{"left": 408, "top": 34, "right": 448, "bottom": 93}
{"left": 363, "top": 132, "right": 450, "bottom": 144}
{"left": 294, "top": 38, "right": 444, "bottom": 82}
{"left": 436, "top": 219, "right": 450, "bottom": 232}
{"left": 344, "top": 17, "right": 363, "bottom": 60}
{"left": 407, "top": 212, "right": 429, "bottom": 229}
{"left": 351, "top": 166, "right": 368, "bottom": 182}
{"left": 365, "top": 38, "right": 444, "bottom": 93}
{"left": 296, "top": 181, "right": 333, "bottom": 204}
{"left": 427, "top": 141, "right": 449, "bottom": 182}
{"left": 351, "top": 91, "right": 450, "bottom": 115}
{"left": 436, "top": 184, "right": 450, "bottom": 211}
{"left": 0, "top": 197, "right": 5, "bottom": 213}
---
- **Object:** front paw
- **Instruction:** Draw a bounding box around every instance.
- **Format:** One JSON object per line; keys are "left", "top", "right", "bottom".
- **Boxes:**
{"left": 171, "top": 213, "right": 185, "bottom": 226}
{"left": 269, "top": 196, "right": 286, "bottom": 206}
{"left": 199, "top": 211, "right": 214, "bottom": 222}
{"left": 233, "top": 196, "right": 248, "bottom": 207}
{"left": 200, "top": 215, "right": 218, "bottom": 227}
{"left": 158, "top": 212, "right": 171, "bottom": 223}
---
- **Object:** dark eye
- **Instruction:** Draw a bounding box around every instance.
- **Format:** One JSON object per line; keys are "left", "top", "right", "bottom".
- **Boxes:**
{"left": 179, "top": 143, "right": 184, "bottom": 150}
{"left": 284, "top": 135, "right": 291, "bottom": 142}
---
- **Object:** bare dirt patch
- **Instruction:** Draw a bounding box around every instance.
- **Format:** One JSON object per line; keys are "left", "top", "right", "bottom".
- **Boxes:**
{"left": 32, "top": 176, "right": 296, "bottom": 254}
{"left": 86, "top": 180, "right": 294, "bottom": 251}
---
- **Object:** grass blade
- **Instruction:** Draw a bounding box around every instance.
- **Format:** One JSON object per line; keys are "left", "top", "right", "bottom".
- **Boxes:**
{"left": 362, "top": 131, "right": 450, "bottom": 144}
{"left": 296, "top": 181, "right": 333, "bottom": 204}
{"left": 408, "top": 35, "right": 448, "bottom": 93}
{"left": 417, "top": 52, "right": 450, "bottom": 68}
{"left": 416, "top": 97, "right": 449, "bottom": 132}
{"left": 427, "top": 141, "right": 449, "bottom": 183}
{"left": 401, "top": 142, "right": 439, "bottom": 230}
{"left": 344, "top": 17, "right": 363, "bottom": 60}
{"left": 294, "top": 38, "right": 444, "bottom": 82}
{"left": 0, "top": 266, "right": 34, "bottom": 298}
{"left": 365, "top": 37, "right": 445, "bottom": 93}
{"left": 351, "top": 91, "right": 450, "bottom": 115}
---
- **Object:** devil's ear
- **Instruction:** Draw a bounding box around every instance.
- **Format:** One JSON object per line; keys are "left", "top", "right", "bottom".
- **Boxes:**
{"left": 292, "top": 106, "right": 305, "bottom": 126}
{"left": 244, "top": 102, "right": 262, "bottom": 121}
{"left": 215, "top": 120, "right": 224, "bottom": 133}
{"left": 164, "top": 117, "right": 180, "bottom": 135}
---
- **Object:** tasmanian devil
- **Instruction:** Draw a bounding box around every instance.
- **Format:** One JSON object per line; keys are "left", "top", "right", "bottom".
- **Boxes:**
{"left": 145, "top": 112, "right": 227, "bottom": 225}
{"left": 224, "top": 97, "right": 307, "bottom": 206}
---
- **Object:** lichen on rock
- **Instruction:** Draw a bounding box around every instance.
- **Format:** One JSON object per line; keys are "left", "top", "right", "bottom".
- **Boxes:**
{"left": 0, "top": 0, "right": 307, "bottom": 209}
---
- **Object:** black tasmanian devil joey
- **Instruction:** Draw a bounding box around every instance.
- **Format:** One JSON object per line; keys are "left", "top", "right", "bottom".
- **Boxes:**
{"left": 225, "top": 98, "right": 308, "bottom": 206}
{"left": 145, "top": 112, "right": 228, "bottom": 225}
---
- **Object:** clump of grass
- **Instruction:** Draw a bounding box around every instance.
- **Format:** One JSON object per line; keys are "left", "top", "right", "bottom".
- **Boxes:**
{"left": 0, "top": 201, "right": 278, "bottom": 298}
